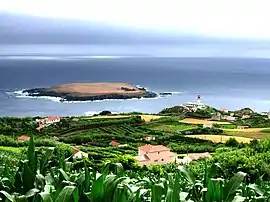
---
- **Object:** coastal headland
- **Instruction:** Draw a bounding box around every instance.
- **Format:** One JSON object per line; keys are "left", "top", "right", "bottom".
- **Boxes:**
{"left": 23, "top": 82, "right": 157, "bottom": 101}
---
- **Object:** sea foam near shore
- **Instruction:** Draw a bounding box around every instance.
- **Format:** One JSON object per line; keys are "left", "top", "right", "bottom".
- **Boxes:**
{"left": 7, "top": 88, "right": 183, "bottom": 104}
{"left": 7, "top": 90, "right": 63, "bottom": 102}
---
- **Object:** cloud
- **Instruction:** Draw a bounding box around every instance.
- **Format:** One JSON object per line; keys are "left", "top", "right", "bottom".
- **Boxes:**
{"left": 0, "top": 12, "right": 210, "bottom": 44}
{"left": 1, "top": 0, "right": 270, "bottom": 39}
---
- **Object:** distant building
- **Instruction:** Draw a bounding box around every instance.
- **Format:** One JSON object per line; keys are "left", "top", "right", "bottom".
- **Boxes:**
{"left": 110, "top": 140, "right": 120, "bottom": 147}
{"left": 73, "top": 147, "right": 88, "bottom": 159}
{"left": 178, "top": 152, "right": 212, "bottom": 165}
{"left": 203, "top": 123, "right": 213, "bottom": 128}
{"left": 183, "top": 95, "right": 206, "bottom": 112}
{"left": 18, "top": 135, "right": 30, "bottom": 142}
{"left": 237, "top": 125, "right": 250, "bottom": 129}
{"left": 241, "top": 115, "right": 251, "bottom": 119}
{"left": 36, "top": 124, "right": 44, "bottom": 132}
{"left": 36, "top": 116, "right": 61, "bottom": 131}
{"left": 268, "top": 112, "right": 270, "bottom": 119}
{"left": 144, "top": 136, "right": 156, "bottom": 141}
{"left": 222, "top": 115, "right": 236, "bottom": 122}
{"left": 219, "top": 108, "right": 229, "bottom": 113}
{"left": 43, "top": 116, "right": 61, "bottom": 124}
{"left": 135, "top": 144, "right": 177, "bottom": 166}
{"left": 211, "top": 112, "right": 221, "bottom": 121}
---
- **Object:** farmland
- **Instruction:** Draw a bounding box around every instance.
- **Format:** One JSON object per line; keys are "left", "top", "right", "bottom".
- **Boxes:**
{"left": 180, "top": 118, "right": 231, "bottom": 125}
{"left": 2, "top": 105, "right": 270, "bottom": 201}
{"left": 185, "top": 134, "right": 252, "bottom": 143}
{"left": 87, "top": 114, "right": 166, "bottom": 122}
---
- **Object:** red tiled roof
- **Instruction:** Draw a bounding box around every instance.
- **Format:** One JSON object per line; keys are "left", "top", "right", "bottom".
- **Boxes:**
{"left": 139, "top": 144, "right": 170, "bottom": 152}
{"left": 47, "top": 116, "right": 61, "bottom": 121}
{"left": 18, "top": 136, "right": 30, "bottom": 141}
{"left": 110, "top": 141, "right": 120, "bottom": 146}
{"left": 73, "top": 148, "right": 80, "bottom": 154}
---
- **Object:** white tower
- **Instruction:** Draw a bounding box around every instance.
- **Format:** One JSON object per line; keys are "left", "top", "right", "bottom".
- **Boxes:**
{"left": 196, "top": 95, "right": 201, "bottom": 105}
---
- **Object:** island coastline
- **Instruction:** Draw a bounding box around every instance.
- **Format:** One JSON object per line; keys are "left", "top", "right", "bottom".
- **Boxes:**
{"left": 23, "top": 82, "right": 158, "bottom": 102}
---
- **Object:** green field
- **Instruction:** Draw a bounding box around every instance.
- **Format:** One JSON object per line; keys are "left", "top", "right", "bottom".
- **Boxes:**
{"left": 145, "top": 122, "right": 196, "bottom": 132}
{"left": 2, "top": 106, "right": 270, "bottom": 200}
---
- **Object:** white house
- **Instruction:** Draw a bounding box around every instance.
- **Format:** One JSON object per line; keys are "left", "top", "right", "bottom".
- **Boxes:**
{"left": 39, "top": 116, "right": 61, "bottom": 125}
{"left": 135, "top": 144, "right": 177, "bottom": 166}
{"left": 203, "top": 123, "right": 213, "bottom": 128}
{"left": 183, "top": 95, "right": 206, "bottom": 111}
{"left": 178, "top": 152, "right": 212, "bottom": 165}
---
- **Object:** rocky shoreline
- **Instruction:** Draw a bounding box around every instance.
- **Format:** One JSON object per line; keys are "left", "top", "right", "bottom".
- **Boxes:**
{"left": 23, "top": 83, "right": 158, "bottom": 102}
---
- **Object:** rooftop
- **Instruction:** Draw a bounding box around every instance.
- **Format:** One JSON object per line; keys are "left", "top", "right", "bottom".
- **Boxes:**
{"left": 46, "top": 116, "right": 61, "bottom": 121}
{"left": 18, "top": 135, "right": 30, "bottom": 141}
{"left": 139, "top": 144, "right": 170, "bottom": 152}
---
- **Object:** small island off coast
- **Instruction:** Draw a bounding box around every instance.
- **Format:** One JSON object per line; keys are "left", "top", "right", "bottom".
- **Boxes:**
{"left": 23, "top": 82, "right": 158, "bottom": 101}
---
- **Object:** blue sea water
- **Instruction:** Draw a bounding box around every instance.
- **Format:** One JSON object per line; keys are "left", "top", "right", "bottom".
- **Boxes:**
{"left": 0, "top": 56, "right": 270, "bottom": 116}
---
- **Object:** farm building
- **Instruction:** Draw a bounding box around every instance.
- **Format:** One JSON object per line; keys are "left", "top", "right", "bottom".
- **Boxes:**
{"left": 135, "top": 144, "right": 177, "bottom": 166}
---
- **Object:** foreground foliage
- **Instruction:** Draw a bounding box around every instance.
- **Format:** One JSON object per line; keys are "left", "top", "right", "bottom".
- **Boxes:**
{"left": 0, "top": 136, "right": 270, "bottom": 202}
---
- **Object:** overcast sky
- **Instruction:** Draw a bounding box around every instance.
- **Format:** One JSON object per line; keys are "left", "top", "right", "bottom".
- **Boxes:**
{"left": 1, "top": 0, "right": 270, "bottom": 39}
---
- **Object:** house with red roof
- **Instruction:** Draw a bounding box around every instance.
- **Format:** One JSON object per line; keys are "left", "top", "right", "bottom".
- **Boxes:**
{"left": 43, "top": 116, "right": 61, "bottom": 125}
{"left": 18, "top": 135, "right": 30, "bottom": 142}
{"left": 135, "top": 144, "right": 177, "bottom": 165}
{"left": 110, "top": 140, "right": 120, "bottom": 147}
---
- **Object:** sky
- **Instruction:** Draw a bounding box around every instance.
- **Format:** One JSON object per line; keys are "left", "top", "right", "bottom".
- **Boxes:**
{"left": 1, "top": 0, "right": 270, "bottom": 39}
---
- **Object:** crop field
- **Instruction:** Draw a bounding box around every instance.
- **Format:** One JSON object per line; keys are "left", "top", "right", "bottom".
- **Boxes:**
{"left": 221, "top": 127, "right": 270, "bottom": 139}
{"left": 185, "top": 134, "right": 252, "bottom": 143}
{"left": 223, "top": 127, "right": 270, "bottom": 132}
{"left": 145, "top": 122, "right": 196, "bottom": 132}
{"left": 87, "top": 114, "right": 165, "bottom": 122}
{"left": 180, "top": 118, "right": 231, "bottom": 125}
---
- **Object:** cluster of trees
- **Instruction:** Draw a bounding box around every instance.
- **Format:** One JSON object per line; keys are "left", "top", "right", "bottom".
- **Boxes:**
{"left": 235, "top": 114, "right": 270, "bottom": 128}
{"left": 190, "top": 138, "right": 270, "bottom": 182}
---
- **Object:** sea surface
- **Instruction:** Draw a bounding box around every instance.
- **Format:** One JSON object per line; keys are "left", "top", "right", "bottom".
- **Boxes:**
{"left": 1, "top": 56, "right": 270, "bottom": 117}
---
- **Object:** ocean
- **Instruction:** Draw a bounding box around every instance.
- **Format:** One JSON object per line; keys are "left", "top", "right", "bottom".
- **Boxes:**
{"left": 1, "top": 56, "right": 270, "bottom": 117}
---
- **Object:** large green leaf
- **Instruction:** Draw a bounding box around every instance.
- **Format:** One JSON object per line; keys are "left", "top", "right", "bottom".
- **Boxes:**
{"left": 55, "top": 186, "right": 78, "bottom": 202}
{"left": 223, "top": 172, "right": 247, "bottom": 202}
{"left": 22, "top": 161, "right": 35, "bottom": 192}
{"left": 205, "top": 178, "right": 223, "bottom": 202}
{"left": 40, "top": 147, "right": 54, "bottom": 175}
{"left": 83, "top": 164, "right": 90, "bottom": 192}
{"left": 0, "top": 190, "right": 15, "bottom": 202}
{"left": 38, "top": 192, "right": 53, "bottom": 202}
{"left": 248, "top": 184, "right": 265, "bottom": 196}
{"left": 27, "top": 134, "right": 37, "bottom": 173}
{"left": 114, "top": 163, "right": 124, "bottom": 176}
{"left": 112, "top": 185, "right": 129, "bottom": 202}
{"left": 103, "top": 175, "right": 128, "bottom": 200}
{"left": 166, "top": 172, "right": 181, "bottom": 202}
{"left": 25, "top": 188, "right": 40, "bottom": 198}
{"left": 151, "top": 183, "right": 164, "bottom": 202}
{"left": 89, "top": 173, "right": 105, "bottom": 202}
{"left": 232, "top": 195, "right": 246, "bottom": 202}
{"left": 178, "top": 166, "right": 195, "bottom": 185}
{"left": 59, "top": 168, "right": 70, "bottom": 182}
{"left": 16, "top": 196, "right": 28, "bottom": 202}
